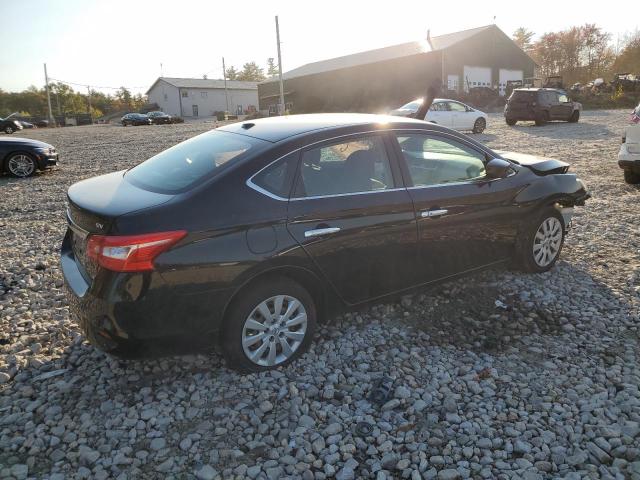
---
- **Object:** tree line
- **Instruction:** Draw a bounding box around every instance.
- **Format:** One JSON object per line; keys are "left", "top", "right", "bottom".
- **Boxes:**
{"left": 0, "top": 83, "right": 145, "bottom": 119}
{"left": 512, "top": 24, "right": 640, "bottom": 86}
{"left": 223, "top": 58, "right": 279, "bottom": 82}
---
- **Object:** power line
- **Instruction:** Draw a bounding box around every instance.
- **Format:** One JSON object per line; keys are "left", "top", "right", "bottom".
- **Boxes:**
{"left": 48, "top": 77, "right": 148, "bottom": 91}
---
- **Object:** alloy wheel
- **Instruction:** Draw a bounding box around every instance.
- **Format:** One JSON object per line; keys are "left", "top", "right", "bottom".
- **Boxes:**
{"left": 4, "top": 126, "right": 14, "bottom": 134}
{"left": 7, "top": 154, "right": 35, "bottom": 177}
{"left": 532, "top": 217, "right": 562, "bottom": 267}
{"left": 242, "top": 295, "right": 307, "bottom": 367}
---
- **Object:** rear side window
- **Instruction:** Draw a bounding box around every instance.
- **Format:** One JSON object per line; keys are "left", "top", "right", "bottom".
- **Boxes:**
{"left": 126, "top": 131, "right": 267, "bottom": 193}
{"left": 510, "top": 91, "right": 536, "bottom": 102}
{"left": 251, "top": 154, "right": 298, "bottom": 199}
{"left": 294, "top": 136, "right": 394, "bottom": 198}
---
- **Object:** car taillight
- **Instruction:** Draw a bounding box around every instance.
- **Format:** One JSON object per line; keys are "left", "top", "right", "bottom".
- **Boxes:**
{"left": 87, "top": 230, "right": 187, "bottom": 272}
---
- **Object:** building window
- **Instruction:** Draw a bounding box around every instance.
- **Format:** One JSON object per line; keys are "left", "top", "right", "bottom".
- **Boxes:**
{"left": 181, "top": 91, "right": 188, "bottom": 98}
{"left": 164, "top": 93, "right": 168, "bottom": 101}
{"left": 201, "top": 92, "right": 207, "bottom": 98}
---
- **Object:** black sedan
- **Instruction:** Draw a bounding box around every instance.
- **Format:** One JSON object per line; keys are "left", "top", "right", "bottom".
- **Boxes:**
{"left": 1, "top": 137, "right": 59, "bottom": 177}
{"left": 147, "top": 111, "right": 172, "bottom": 125}
{"left": 121, "top": 113, "right": 152, "bottom": 126}
{"left": 61, "top": 114, "right": 588, "bottom": 372}
{"left": 1, "top": 117, "right": 23, "bottom": 134}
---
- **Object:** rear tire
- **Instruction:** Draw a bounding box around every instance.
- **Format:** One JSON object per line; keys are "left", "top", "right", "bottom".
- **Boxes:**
{"left": 472, "top": 117, "right": 486, "bottom": 133}
{"left": 514, "top": 209, "right": 565, "bottom": 273}
{"left": 4, "top": 126, "right": 15, "bottom": 134}
{"left": 506, "top": 118, "right": 517, "bottom": 126}
{"left": 624, "top": 170, "right": 640, "bottom": 184}
{"left": 221, "top": 277, "right": 316, "bottom": 373}
{"left": 568, "top": 110, "right": 580, "bottom": 123}
{"left": 535, "top": 111, "right": 549, "bottom": 126}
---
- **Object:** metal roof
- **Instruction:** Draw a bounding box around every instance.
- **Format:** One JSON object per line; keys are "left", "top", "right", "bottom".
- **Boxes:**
{"left": 261, "top": 25, "right": 496, "bottom": 83}
{"left": 146, "top": 77, "right": 258, "bottom": 94}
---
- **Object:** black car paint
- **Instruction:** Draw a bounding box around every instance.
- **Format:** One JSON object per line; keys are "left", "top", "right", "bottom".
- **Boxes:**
{"left": 1, "top": 118, "right": 23, "bottom": 134}
{"left": 0, "top": 137, "right": 59, "bottom": 173}
{"left": 147, "top": 112, "right": 173, "bottom": 125}
{"left": 61, "top": 114, "right": 588, "bottom": 353}
{"left": 504, "top": 89, "right": 579, "bottom": 123}
{"left": 121, "top": 114, "right": 152, "bottom": 126}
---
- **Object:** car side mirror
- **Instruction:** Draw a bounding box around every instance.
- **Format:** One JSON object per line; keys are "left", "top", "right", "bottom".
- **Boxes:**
{"left": 486, "top": 158, "right": 512, "bottom": 179}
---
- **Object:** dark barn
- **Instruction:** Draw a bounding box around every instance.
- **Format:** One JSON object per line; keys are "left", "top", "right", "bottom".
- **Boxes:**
{"left": 259, "top": 25, "right": 537, "bottom": 114}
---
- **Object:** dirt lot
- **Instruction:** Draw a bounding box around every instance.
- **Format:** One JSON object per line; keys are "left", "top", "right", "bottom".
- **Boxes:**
{"left": 1, "top": 112, "right": 639, "bottom": 480}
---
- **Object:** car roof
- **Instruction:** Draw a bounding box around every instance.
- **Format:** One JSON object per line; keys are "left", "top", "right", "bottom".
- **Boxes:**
{"left": 218, "top": 113, "right": 431, "bottom": 142}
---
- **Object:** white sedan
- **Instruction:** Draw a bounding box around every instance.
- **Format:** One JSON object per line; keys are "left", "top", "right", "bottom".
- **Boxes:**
{"left": 390, "top": 98, "right": 488, "bottom": 134}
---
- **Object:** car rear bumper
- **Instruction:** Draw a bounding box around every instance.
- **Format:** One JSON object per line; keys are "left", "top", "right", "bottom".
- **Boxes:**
{"left": 60, "top": 229, "right": 232, "bottom": 354}
{"left": 505, "top": 109, "right": 537, "bottom": 120}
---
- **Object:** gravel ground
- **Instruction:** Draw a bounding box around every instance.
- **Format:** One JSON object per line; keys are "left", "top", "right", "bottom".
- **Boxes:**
{"left": 1, "top": 111, "right": 639, "bottom": 480}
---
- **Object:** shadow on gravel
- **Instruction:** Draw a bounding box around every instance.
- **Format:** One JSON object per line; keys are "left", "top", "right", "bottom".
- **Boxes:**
{"left": 508, "top": 122, "right": 614, "bottom": 140}
{"left": 376, "top": 261, "right": 631, "bottom": 356}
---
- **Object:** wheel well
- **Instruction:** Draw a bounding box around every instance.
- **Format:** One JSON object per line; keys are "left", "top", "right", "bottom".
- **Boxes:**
{"left": 221, "top": 267, "right": 328, "bottom": 328}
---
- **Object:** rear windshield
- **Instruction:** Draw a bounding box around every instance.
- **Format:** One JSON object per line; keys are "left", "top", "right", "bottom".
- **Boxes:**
{"left": 125, "top": 130, "right": 267, "bottom": 193}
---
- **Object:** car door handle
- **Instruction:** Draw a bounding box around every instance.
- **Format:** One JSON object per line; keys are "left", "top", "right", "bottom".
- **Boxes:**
{"left": 421, "top": 209, "right": 448, "bottom": 218}
{"left": 304, "top": 227, "right": 341, "bottom": 238}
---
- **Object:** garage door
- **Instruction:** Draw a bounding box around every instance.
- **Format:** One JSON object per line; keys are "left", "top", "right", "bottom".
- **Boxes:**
{"left": 499, "top": 69, "right": 523, "bottom": 96}
{"left": 463, "top": 66, "right": 491, "bottom": 92}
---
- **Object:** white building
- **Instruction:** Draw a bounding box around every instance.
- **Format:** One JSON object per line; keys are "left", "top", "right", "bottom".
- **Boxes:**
{"left": 146, "top": 77, "right": 259, "bottom": 118}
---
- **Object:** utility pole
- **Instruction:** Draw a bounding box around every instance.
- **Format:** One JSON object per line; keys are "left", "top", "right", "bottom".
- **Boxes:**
{"left": 275, "top": 15, "right": 285, "bottom": 115}
{"left": 222, "top": 57, "right": 229, "bottom": 113}
{"left": 43, "top": 63, "right": 54, "bottom": 126}
{"left": 87, "top": 86, "right": 93, "bottom": 124}
{"left": 160, "top": 63, "right": 163, "bottom": 77}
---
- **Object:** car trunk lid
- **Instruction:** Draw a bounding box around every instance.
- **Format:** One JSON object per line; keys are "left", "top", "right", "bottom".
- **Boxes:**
{"left": 66, "top": 170, "right": 175, "bottom": 278}
{"left": 495, "top": 151, "right": 570, "bottom": 175}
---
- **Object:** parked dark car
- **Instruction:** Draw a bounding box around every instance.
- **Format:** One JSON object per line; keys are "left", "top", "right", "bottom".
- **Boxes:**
{"left": 147, "top": 111, "right": 172, "bottom": 125}
{"left": 121, "top": 113, "right": 152, "bottom": 126}
{"left": 1, "top": 137, "right": 59, "bottom": 177}
{"left": 61, "top": 114, "right": 588, "bottom": 372}
{"left": 1, "top": 117, "right": 24, "bottom": 134}
{"left": 505, "top": 88, "right": 582, "bottom": 126}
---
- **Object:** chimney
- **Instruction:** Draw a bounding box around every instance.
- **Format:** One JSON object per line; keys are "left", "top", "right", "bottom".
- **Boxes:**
{"left": 426, "top": 29, "right": 433, "bottom": 49}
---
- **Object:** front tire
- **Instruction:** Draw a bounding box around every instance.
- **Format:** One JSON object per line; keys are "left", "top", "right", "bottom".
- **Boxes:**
{"left": 221, "top": 277, "right": 316, "bottom": 373}
{"left": 472, "top": 117, "right": 486, "bottom": 133}
{"left": 515, "top": 209, "right": 565, "bottom": 273}
{"left": 568, "top": 110, "right": 580, "bottom": 123}
{"left": 6, "top": 153, "right": 37, "bottom": 178}
{"left": 506, "top": 118, "right": 517, "bottom": 126}
{"left": 624, "top": 170, "right": 640, "bottom": 184}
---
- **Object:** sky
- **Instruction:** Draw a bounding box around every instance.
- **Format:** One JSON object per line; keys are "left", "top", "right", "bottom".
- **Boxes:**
{"left": 1, "top": 0, "right": 638, "bottom": 95}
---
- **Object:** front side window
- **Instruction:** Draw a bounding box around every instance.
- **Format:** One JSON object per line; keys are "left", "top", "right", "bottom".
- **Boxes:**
{"left": 294, "top": 136, "right": 393, "bottom": 198}
{"left": 448, "top": 102, "right": 467, "bottom": 112}
{"left": 396, "top": 134, "right": 486, "bottom": 187}
{"left": 126, "top": 131, "right": 267, "bottom": 193}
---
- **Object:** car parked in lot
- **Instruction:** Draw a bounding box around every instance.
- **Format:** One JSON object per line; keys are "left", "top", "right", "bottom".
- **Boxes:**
{"left": 505, "top": 88, "right": 581, "bottom": 126}
{"left": 619, "top": 124, "right": 640, "bottom": 184}
{"left": 1, "top": 117, "right": 24, "bottom": 134}
{"left": 390, "top": 98, "right": 488, "bottom": 133}
{"left": 61, "top": 114, "right": 588, "bottom": 372}
{"left": 1, "top": 137, "right": 59, "bottom": 177}
{"left": 147, "top": 111, "right": 172, "bottom": 125}
{"left": 121, "top": 113, "right": 152, "bottom": 126}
